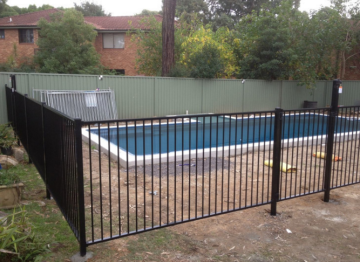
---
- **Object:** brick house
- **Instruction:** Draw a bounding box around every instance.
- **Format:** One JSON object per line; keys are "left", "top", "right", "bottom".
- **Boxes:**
{"left": 0, "top": 9, "right": 162, "bottom": 76}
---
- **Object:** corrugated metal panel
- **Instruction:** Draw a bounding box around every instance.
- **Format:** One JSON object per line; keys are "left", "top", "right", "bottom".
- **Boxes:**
{"left": 339, "top": 81, "right": 360, "bottom": 106}
{"left": 313, "top": 81, "right": 328, "bottom": 108}
{"left": 1, "top": 73, "right": 360, "bottom": 125}
{"left": 98, "top": 75, "right": 155, "bottom": 119}
{"left": 202, "top": 79, "right": 243, "bottom": 113}
{"left": 0, "top": 73, "right": 12, "bottom": 124}
{"left": 28, "top": 73, "right": 97, "bottom": 97}
{"left": 244, "top": 80, "right": 281, "bottom": 112}
{"left": 281, "top": 81, "right": 313, "bottom": 109}
{"left": 155, "top": 77, "right": 202, "bottom": 116}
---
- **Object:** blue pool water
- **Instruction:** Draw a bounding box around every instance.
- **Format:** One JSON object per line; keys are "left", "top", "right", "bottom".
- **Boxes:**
{"left": 90, "top": 115, "right": 360, "bottom": 156}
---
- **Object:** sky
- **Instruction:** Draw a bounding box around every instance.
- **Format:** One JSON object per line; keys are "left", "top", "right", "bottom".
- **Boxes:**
{"left": 6, "top": 0, "right": 357, "bottom": 16}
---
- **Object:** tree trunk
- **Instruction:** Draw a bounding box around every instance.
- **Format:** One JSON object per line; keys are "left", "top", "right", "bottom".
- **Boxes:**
{"left": 162, "top": 0, "right": 177, "bottom": 76}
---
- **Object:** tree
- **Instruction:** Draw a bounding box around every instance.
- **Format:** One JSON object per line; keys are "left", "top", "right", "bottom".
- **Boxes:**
{"left": 207, "top": 0, "right": 283, "bottom": 30}
{"left": 35, "top": 9, "right": 103, "bottom": 74}
{"left": 176, "top": 0, "right": 210, "bottom": 24}
{"left": 162, "top": 0, "right": 177, "bottom": 76}
{"left": 188, "top": 43, "right": 225, "bottom": 78}
{"left": 0, "top": 0, "right": 7, "bottom": 14}
{"left": 131, "top": 16, "right": 185, "bottom": 75}
{"left": 181, "top": 25, "right": 237, "bottom": 77}
{"left": 136, "top": 9, "right": 162, "bottom": 16}
{"left": 74, "top": 1, "right": 110, "bottom": 16}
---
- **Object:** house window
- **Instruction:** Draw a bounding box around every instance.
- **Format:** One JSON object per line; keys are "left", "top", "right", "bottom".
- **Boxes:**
{"left": 103, "top": 33, "right": 125, "bottom": 49}
{"left": 19, "top": 29, "right": 34, "bottom": 43}
{"left": 114, "top": 69, "right": 125, "bottom": 75}
{"left": 0, "top": 30, "right": 4, "bottom": 39}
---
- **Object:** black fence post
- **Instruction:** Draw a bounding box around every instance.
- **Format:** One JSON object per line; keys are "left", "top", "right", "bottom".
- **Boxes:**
{"left": 271, "top": 108, "right": 283, "bottom": 216}
{"left": 324, "top": 79, "right": 341, "bottom": 202}
{"left": 74, "top": 118, "right": 87, "bottom": 256}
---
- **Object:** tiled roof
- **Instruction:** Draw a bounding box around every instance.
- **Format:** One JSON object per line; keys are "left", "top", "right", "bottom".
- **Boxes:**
{"left": 0, "top": 8, "right": 60, "bottom": 27}
{"left": 84, "top": 15, "right": 163, "bottom": 31}
{"left": 0, "top": 8, "right": 162, "bottom": 30}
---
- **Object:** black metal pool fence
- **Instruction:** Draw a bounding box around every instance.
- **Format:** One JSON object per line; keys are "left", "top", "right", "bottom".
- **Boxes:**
{"left": 5, "top": 77, "right": 360, "bottom": 256}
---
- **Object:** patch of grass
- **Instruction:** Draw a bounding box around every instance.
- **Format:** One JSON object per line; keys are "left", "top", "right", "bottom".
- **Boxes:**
{"left": 1, "top": 163, "right": 79, "bottom": 261}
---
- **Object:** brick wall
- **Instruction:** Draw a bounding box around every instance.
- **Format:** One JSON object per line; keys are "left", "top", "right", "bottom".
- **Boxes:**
{"left": 0, "top": 29, "right": 38, "bottom": 65}
{"left": 94, "top": 33, "right": 139, "bottom": 76}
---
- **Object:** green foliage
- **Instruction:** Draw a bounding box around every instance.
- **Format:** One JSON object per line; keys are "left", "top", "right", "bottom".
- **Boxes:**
{"left": 176, "top": 0, "right": 209, "bottom": 24}
{"left": 0, "top": 124, "right": 16, "bottom": 149}
{"left": 188, "top": 43, "right": 225, "bottom": 78}
{"left": 0, "top": 208, "right": 49, "bottom": 261}
{"left": 181, "top": 25, "right": 237, "bottom": 78}
{"left": 74, "top": 1, "right": 110, "bottom": 16}
{"left": 0, "top": 168, "right": 21, "bottom": 185}
{"left": 136, "top": 9, "right": 162, "bottom": 16}
{"left": 34, "top": 9, "right": 104, "bottom": 74}
{"left": 0, "top": 4, "right": 56, "bottom": 18}
{"left": 131, "top": 16, "right": 185, "bottom": 76}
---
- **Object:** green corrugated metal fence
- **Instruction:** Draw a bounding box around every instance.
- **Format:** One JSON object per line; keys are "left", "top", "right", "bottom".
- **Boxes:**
{"left": 1, "top": 72, "right": 360, "bottom": 124}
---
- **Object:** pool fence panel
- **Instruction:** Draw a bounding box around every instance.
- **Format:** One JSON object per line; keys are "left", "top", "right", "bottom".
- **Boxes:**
{"left": 5, "top": 78, "right": 360, "bottom": 256}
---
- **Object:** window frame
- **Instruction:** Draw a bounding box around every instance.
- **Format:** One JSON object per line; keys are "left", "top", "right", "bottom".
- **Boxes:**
{"left": 0, "top": 29, "right": 4, "bottom": 39}
{"left": 18, "top": 29, "right": 34, "bottom": 44}
{"left": 102, "top": 33, "right": 125, "bottom": 49}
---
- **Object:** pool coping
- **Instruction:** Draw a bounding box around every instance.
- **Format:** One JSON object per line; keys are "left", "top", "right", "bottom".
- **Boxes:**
{"left": 82, "top": 113, "right": 360, "bottom": 167}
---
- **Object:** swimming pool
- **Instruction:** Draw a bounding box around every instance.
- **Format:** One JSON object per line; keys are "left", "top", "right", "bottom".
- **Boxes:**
{"left": 82, "top": 113, "right": 360, "bottom": 167}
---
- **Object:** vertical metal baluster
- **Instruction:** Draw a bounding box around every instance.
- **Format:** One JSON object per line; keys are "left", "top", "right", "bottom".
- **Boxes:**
{"left": 234, "top": 115, "right": 238, "bottom": 209}
{"left": 208, "top": 116, "right": 212, "bottom": 215}
{"left": 107, "top": 122, "right": 112, "bottom": 237}
{"left": 188, "top": 117, "right": 191, "bottom": 220}
{"left": 221, "top": 115, "right": 225, "bottom": 212}
{"left": 174, "top": 118, "right": 177, "bottom": 223}
{"left": 126, "top": 122, "right": 130, "bottom": 233}
{"left": 151, "top": 120, "right": 154, "bottom": 228}
{"left": 167, "top": 119, "right": 169, "bottom": 225}
{"left": 215, "top": 116, "right": 219, "bottom": 213}
{"left": 319, "top": 109, "right": 326, "bottom": 190}
{"left": 159, "top": 120, "right": 162, "bottom": 226}
{"left": 301, "top": 112, "right": 306, "bottom": 195}
{"left": 117, "top": 122, "right": 121, "bottom": 235}
{"left": 332, "top": 112, "right": 339, "bottom": 187}
{"left": 135, "top": 121, "right": 138, "bottom": 231}
{"left": 262, "top": 113, "right": 267, "bottom": 203}
{"left": 268, "top": 113, "right": 273, "bottom": 202}
{"left": 201, "top": 116, "right": 205, "bottom": 216}
{"left": 143, "top": 120, "right": 146, "bottom": 229}
{"left": 240, "top": 114, "right": 244, "bottom": 206}
{"left": 339, "top": 109, "right": 345, "bottom": 185}
{"left": 88, "top": 124, "right": 94, "bottom": 242}
{"left": 98, "top": 124, "right": 103, "bottom": 240}
{"left": 181, "top": 118, "right": 184, "bottom": 221}
{"left": 348, "top": 109, "right": 355, "bottom": 184}
{"left": 246, "top": 114, "right": 249, "bottom": 206}
{"left": 344, "top": 108, "right": 350, "bottom": 184}
{"left": 195, "top": 117, "right": 198, "bottom": 218}
{"left": 295, "top": 111, "right": 301, "bottom": 196}
{"left": 227, "top": 114, "right": 232, "bottom": 211}
{"left": 257, "top": 113, "right": 261, "bottom": 204}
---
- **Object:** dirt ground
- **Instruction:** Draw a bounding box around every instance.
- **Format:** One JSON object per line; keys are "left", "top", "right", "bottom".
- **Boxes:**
{"left": 81, "top": 140, "right": 360, "bottom": 261}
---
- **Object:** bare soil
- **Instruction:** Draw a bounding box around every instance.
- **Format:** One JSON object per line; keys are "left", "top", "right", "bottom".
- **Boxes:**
{"left": 82, "top": 140, "right": 360, "bottom": 261}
